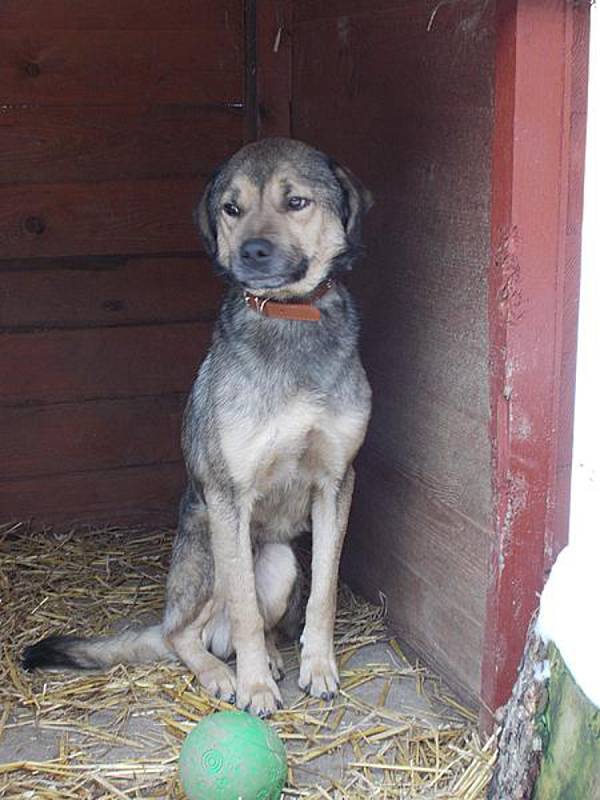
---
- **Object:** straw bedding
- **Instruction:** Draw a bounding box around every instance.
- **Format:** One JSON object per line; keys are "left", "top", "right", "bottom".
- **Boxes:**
{"left": 0, "top": 522, "right": 495, "bottom": 798}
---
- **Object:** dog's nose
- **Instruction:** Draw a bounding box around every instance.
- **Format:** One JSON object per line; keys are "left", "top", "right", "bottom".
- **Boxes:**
{"left": 240, "top": 238, "right": 274, "bottom": 266}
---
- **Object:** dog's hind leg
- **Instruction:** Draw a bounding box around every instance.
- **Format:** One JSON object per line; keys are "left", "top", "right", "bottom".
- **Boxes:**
{"left": 299, "top": 467, "right": 355, "bottom": 700}
{"left": 163, "top": 488, "right": 237, "bottom": 703}
{"left": 255, "top": 543, "right": 298, "bottom": 630}
{"left": 255, "top": 542, "right": 299, "bottom": 682}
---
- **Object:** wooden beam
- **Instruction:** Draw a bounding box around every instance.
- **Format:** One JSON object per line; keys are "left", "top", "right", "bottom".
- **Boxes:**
{"left": 482, "top": 0, "right": 590, "bottom": 725}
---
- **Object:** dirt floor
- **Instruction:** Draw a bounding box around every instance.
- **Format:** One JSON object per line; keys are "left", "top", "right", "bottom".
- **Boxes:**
{"left": 0, "top": 524, "right": 495, "bottom": 798}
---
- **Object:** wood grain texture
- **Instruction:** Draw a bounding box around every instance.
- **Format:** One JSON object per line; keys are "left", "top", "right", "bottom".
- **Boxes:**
{"left": 0, "top": 178, "right": 204, "bottom": 259}
{"left": 290, "top": 0, "right": 495, "bottom": 705}
{"left": 0, "top": 256, "right": 222, "bottom": 329}
{"left": 345, "top": 447, "right": 490, "bottom": 698}
{"left": 0, "top": 0, "right": 242, "bottom": 30}
{"left": 482, "top": 0, "right": 590, "bottom": 723}
{"left": 0, "top": 462, "right": 183, "bottom": 527}
{"left": 0, "top": 106, "right": 243, "bottom": 185}
{"left": 1, "top": 394, "right": 185, "bottom": 479}
{"left": 0, "top": 0, "right": 244, "bottom": 527}
{"left": 294, "top": 0, "right": 423, "bottom": 23}
{"left": 1, "top": 322, "right": 211, "bottom": 406}
{"left": 0, "top": 30, "right": 243, "bottom": 106}
{"left": 256, "top": 0, "right": 292, "bottom": 137}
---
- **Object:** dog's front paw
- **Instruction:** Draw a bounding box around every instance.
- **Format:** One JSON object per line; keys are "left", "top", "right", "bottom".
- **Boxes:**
{"left": 196, "top": 656, "right": 237, "bottom": 705}
{"left": 298, "top": 649, "right": 340, "bottom": 701}
{"left": 236, "top": 673, "right": 283, "bottom": 718}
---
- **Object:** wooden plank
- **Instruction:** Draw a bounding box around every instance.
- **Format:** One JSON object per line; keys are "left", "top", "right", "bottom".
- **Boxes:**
{"left": 0, "top": 0, "right": 242, "bottom": 30}
{"left": 0, "top": 30, "right": 243, "bottom": 106}
{"left": 0, "top": 462, "right": 183, "bottom": 527}
{"left": 291, "top": 0, "right": 495, "bottom": 704}
{"left": 482, "top": 0, "right": 590, "bottom": 723}
{"left": 346, "top": 442, "right": 489, "bottom": 704}
{"left": 0, "top": 256, "right": 222, "bottom": 329}
{"left": 1, "top": 322, "right": 211, "bottom": 406}
{"left": 345, "top": 454, "right": 487, "bottom": 703}
{"left": 294, "top": 0, "right": 426, "bottom": 23}
{"left": 292, "top": 1, "right": 494, "bottom": 119}
{"left": 0, "top": 178, "right": 204, "bottom": 259}
{"left": 0, "top": 106, "right": 243, "bottom": 185}
{"left": 244, "top": 0, "right": 258, "bottom": 142}
{"left": 353, "top": 447, "right": 489, "bottom": 621}
{"left": 1, "top": 394, "right": 185, "bottom": 479}
{"left": 256, "top": 0, "right": 292, "bottom": 137}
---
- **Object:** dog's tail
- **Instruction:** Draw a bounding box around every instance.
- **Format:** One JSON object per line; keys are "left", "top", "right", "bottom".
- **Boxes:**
{"left": 22, "top": 624, "right": 174, "bottom": 672}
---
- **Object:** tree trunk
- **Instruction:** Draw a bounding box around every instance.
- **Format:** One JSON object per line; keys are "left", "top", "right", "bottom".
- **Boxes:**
{"left": 489, "top": 615, "right": 600, "bottom": 800}
{"left": 487, "top": 616, "right": 547, "bottom": 800}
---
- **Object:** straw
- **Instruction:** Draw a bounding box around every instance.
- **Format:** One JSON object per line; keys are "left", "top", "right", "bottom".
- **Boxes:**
{"left": 0, "top": 522, "right": 495, "bottom": 798}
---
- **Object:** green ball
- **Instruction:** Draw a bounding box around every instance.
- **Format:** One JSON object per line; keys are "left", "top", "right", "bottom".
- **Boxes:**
{"left": 178, "top": 710, "right": 287, "bottom": 800}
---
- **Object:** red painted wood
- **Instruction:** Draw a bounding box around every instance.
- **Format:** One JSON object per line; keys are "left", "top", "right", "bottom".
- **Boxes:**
{"left": 0, "top": 463, "right": 184, "bottom": 527}
{"left": 1, "top": 394, "right": 184, "bottom": 479}
{"left": 0, "top": 178, "right": 204, "bottom": 259}
{"left": 0, "top": 107, "right": 243, "bottom": 185}
{"left": 482, "top": 0, "right": 590, "bottom": 723}
{"left": 0, "top": 0, "right": 241, "bottom": 30}
{"left": 0, "top": 256, "right": 222, "bottom": 329}
{"left": 294, "top": 0, "right": 415, "bottom": 22}
{"left": 1, "top": 323, "right": 211, "bottom": 406}
{"left": 0, "top": 0, "right": 245, "bottom": 528}
{"left": 256, "top": 0, "right": 292, "bottom": 137}
{"left": 0, "top": 30, "right": 243, "bottom": 106}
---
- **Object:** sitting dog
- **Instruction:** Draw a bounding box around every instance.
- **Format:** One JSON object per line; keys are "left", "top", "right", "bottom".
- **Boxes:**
{"left": 23, "top": 138, "right": 373, "bottom": 717}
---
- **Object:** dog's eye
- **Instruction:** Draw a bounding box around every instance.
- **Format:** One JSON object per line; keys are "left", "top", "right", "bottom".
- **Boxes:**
{"left": 223, "top": 202, "right": 241, "bottom": 218}
{"left": 287, "top": 196, "right": 312, "bottom": 211}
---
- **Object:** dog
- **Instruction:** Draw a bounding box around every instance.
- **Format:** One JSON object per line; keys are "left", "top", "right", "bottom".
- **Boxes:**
{"left": 23, "top": 138, "right": 373, "bottom": 717}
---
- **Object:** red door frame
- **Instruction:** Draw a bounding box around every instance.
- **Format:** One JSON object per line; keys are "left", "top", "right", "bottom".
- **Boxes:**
{"left": 482, "top": 0, "right": 590, "bottom": 722}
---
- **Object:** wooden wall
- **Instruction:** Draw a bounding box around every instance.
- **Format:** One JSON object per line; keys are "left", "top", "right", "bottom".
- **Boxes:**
{"left": 287, "top": 0, "right": 496, "bottom": 704}
{"left": 0, "top": 1, "right": 245, "bottom": 525}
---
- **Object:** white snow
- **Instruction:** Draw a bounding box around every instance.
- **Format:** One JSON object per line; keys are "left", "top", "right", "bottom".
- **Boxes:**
{"left": 533, "top": 660, "right": 551, "bottom": 683}
{"left": 537, "top": 537, "right": 600, "bottom": 708}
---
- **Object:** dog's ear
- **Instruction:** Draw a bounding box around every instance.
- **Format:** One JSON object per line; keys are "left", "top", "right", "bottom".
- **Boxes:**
{"left": 193, "top": 170, "right": 221, "bottom": 259}
{"left": 332, "top": 162, "right": 373, "bottom": 244}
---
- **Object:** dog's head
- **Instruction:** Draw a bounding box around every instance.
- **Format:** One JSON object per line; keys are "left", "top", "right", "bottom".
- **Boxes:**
{"left": 195, "top": 138, "right": 372, "bottom": 296}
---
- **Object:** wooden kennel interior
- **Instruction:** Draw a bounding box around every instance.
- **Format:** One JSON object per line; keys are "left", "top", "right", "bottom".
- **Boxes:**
{"left": 0, "top": 0, "right": 590, "bottom": 724}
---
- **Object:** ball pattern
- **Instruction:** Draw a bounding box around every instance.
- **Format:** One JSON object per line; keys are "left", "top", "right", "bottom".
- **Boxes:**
{"left": 201, "top": 748, "right": 224, "bottom": 773}
{"left": 179, "top": 710, "right": 287, "bottom": 800}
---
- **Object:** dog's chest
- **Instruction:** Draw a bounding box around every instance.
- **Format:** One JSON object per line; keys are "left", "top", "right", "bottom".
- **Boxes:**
{"left": 220, "top": 394, "right": 366, "bottom": 493}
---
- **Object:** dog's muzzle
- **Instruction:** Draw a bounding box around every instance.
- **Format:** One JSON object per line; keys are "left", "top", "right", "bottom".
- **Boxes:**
{"left": 232, "top": 239, "right": 309, "bottom": 290}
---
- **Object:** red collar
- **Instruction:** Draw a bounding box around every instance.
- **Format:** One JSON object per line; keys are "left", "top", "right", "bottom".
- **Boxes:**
{"left": 243, "top": 279, "right": 335, "bottom": 322}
